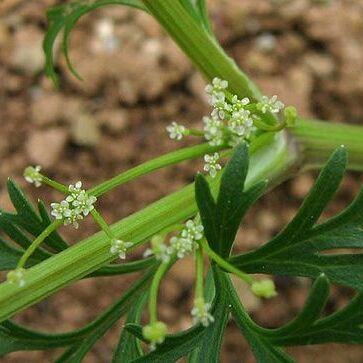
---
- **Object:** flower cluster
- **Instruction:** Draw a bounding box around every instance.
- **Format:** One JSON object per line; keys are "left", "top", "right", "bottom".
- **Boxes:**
{"left": 166, "top": 78, "right": 287, "bottom": 178}
{"left": 51, "top": 181, "right": 97, "bottom": 228}
{"left": 144, "top": 235, "right": 170, "bottom": 263}
{"left": 191, "top": 297, "right": 214, "bottom": 327}
{"left": 144, "top": 219, "right": 204, "bottom": 262}
{"left": 24, "top": 165, "right": 42, "bottom": 187}
{"left": 110, "top": 238, "right": 133, "bottom": 259}
{"left": 169, "top": 219, "right": 204, "bottom": 259}
{"left": 203, "top": 152, "right": 222, "bottom": 178}
{"left": 166, "top": 121, "right": 187, "bottom": 140}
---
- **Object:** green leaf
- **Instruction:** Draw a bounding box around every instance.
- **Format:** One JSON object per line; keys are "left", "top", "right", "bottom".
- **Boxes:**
{"left": 193, "top": 0, "right": 213, "bottom": 34}
{"left": 229, "top": 147, "right": 363, "bottom": 289}
{"left": 188, "top": 267, "right": 229, "bottom": 363}
{"left": 44, "top": 0, "right": 147, "bottom": 84}
{"left": 224, "top": 273, "right": 295, "bottom": 363}
{"left": 196, "top": 143, "right": 266, "bottom": 258}
{"left": 269, "top": 291, "right": 363, "bottom": 346}
{"left": 0, "top": 181, "right": 67, "bottom": 265}
{"left": 0, "top": 269, "right": 154, "bottom": 357}
{"left": 112, "top": 292, "right": 147, "bottom": 362}
{"left": 55, "top": 269, "right": 153, "bottom": 363}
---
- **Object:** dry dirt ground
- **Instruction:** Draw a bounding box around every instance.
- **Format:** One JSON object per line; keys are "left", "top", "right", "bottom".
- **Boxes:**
{"left": 0, "top": 0, "right": 363, "bottom": 362}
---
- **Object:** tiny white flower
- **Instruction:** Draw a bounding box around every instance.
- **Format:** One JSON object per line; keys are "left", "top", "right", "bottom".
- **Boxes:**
{"left": 143, "top": 235, "right": 171, "bottom": 263}
{"left": 257, "top": 95, "right": 284, "bottom": 114}
{"left": 51, "top": 200, "right": 72, "bottom": 220}
{"left": 191, "top": 298, "right": 214, "bottom": 327}
{"left": 110, "top": 238, "right": 133, "bottom": 259}
{"left": 203, "top": 116, "right": 224, "bottom": 146}
{"left": 7, "top": 268, "right": 26, "bottom": 288}
{"left": 228, "top": 109, "right": 255, "bottom": 137}
{"left": 166, "top": 122, "right": 187, "bottom": 140}
{"left": 169, "top": 236, "right": 194, "bottom": 259}
{"left": 23, "top": 165, "right": 42, "bottom": 187}
{"left": 203, "top": 153, "right": 222, "bottom": 178}
{"left": 182, "top": 219, "right": 204, "bottom": 241}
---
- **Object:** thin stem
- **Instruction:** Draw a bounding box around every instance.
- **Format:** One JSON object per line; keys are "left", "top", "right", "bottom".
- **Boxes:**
{"left": 200, "top": 239, "right": 254, "bottom": 285}
{"left": 89, "top": 143, "right": 225, "bottom": 197}
{"left": 195, "top": 246, "right": 204, "bottom": 299}
{"left": 187, "top": 129, "right": 205, "bottom": 137}
{"left": 90, "top": 209, "right": 114, "bottom": 240}
{"left": 148, "top": 257, "right": 175, "bottom": 324}
{"left": 40, "top": 175, "right": 69, "bottom": 194}
{"left": 17, "top": 220, "right": 63, "bottom": 269}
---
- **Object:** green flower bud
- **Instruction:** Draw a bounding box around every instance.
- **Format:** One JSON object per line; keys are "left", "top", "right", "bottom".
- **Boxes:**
{"left": 284, "top": 106, "right": 298, "bottom": 127}
{"left": 143, "top": 321, "right": 168, "bottom": 345}
{"left": 251, "top": 279, "right": 277, "bottom": 298}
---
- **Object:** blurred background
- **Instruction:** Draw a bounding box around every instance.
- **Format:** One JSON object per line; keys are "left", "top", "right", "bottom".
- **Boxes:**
{"left": 0, "top": 0, "right": 363, "bottom": 361}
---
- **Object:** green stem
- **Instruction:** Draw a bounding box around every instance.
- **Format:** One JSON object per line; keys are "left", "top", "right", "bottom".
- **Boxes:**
{"left": 90, "top": 209, "right": 114, "bottom": 240}
{"left": 195, "top": 246, "right": 204, "bottom": 299}
{"left": 89, "top": 143, "right": 225, "bottom": 197}
{"left": 17, "top": 220, "right": 63, "bottom": 269}
{"left": 141, "top": 0, "right": 262, "bottom": 101}
{"left": 40, "top": 175, "right": 69, "bottom": 194}
{"left": 148, "top": 258, "right": 175, "bottom": 324}
{"left": 200, "top": 239, "right": 253, "bottom": 285}
{"left": 291, "top": 119, "right": 363, "bottom": 170}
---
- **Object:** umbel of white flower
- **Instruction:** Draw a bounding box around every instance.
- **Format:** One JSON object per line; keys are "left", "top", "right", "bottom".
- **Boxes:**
{"left": 143, "top": 235, "right": 171, "bottom": 263}
{"left": 169, "top": 219, "right": 204, "bottom": 259}
{"left": 166, "top": 77, "right": 286, "bottom": 152}
{"left": 24, "top": 165, "right": 42, "bottom": 187}
{"left": 51, "top": 181, "right": 97, "bottom": 229}
{"left": 110, "top": 238, "right": 133, "bottom": 259}
{"left": 166, "top": 121, "right": 186, "bottom": 140}
{"left": 203, "top": 153, "right": 222, "bottom": 178}
{"left": 191, "top": 297, "right": 215, "bottom": 327}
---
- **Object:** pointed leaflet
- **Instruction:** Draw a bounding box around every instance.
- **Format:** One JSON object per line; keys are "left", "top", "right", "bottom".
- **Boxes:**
{"left": 224, "top": 273, "right": 294, "bottom": 363}
{"left": 4, "top": 180, "right": 67, "bottom": 252}
{"left": 188, "top": 266, "right": 229, "bottom": 363}
{"left": 44, "top": 0, "right": 147, "bottom": 84}
{"left": 112, "top": 292, "right": 147, "bottom": 362}
{"left": 229, "top": 147, "right": 363, "bottom": 289}
{"left": 0, "top": 270, "right": 154, "bottom": 357}
{"left": 196, "top": 143, "right": 266, "bottom": 257}
{"left": 54, "top": 269, "right": 153, "bottom": 363}
{"left": 269, "top": 291, "right": 363, "bottom": 346}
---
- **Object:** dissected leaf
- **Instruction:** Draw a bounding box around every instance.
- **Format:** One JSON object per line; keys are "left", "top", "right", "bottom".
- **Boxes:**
{"left": 0, "top": 269, "right": 154, "bottom": 357}
{"left": 188, "top": 267, "right": 229, "bottom": 363}
{"left": 55, "top": 269, "right": 154, "bottom": 362}
{"left": 44, "top": 0, "right": 147, "bottom": 84}
{"left": 112, "top": 292, "right": 147, "bottom": 362}
{"left": 225, "top": 272, "right": 295, "bottom": 363}
{"left": 229, "top": 147, "right": 363, "bottom": 289}
{"left": 2, "top": 180, "right": 68, "bottom": 253}
{"left": 196, "top": 143, "right": 266, "bottom": 258}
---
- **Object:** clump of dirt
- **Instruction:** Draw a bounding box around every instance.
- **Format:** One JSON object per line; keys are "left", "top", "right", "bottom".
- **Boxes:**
{"left": 1, "top": 0, "right": 363, "bottom": 362}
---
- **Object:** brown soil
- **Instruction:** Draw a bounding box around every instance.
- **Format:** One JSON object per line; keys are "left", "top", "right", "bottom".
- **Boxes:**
{"left": 0, "top": 0, "right": 363, "bottom": 362}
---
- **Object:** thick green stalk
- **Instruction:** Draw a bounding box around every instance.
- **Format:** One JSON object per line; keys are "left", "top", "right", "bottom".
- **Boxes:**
{"left": 141, "top": 0, "right": 262, "bottom": 101}
{"left": 292, "top": 119, "right": 363, "bottom": 171}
